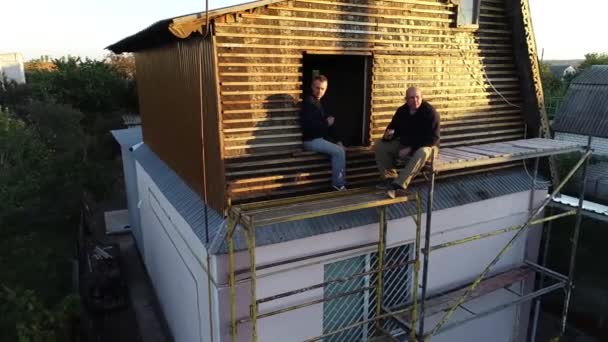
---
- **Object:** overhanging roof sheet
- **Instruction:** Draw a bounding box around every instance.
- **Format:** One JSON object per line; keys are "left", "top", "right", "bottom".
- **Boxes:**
{"left": 107, "top": 0, "right": 284, "bottom": 53}
{"left": 132, "top": 143, "right": 548, "bottom": 255}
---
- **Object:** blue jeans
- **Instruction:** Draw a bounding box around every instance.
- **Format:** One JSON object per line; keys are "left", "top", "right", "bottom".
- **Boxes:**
{"left": 303, "top": 138, "right": 346, "bottom": 188}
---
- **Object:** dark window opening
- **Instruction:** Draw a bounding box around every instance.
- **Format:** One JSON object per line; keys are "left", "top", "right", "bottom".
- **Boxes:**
{"left": 302, "top": 54, "right": 371, "bottom": 147}
{"left": 456, "top": 0, "right": 481, "bottom": 27}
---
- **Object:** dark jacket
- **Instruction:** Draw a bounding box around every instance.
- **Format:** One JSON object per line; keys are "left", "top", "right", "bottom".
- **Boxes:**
{"left": 386, "top": 100, "right": 440, "bottom": 152}
{"left": 300, "top": 95, "right": 331, "bottom": 141}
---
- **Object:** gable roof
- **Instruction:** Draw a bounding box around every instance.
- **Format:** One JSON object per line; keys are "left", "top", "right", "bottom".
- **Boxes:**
{"left": 552, "top": 65, "right": 608, "bottom": 138}
{"left": 133, "top": 142, "right": 548, "bottom": 255}
{"left": 107, "top": 0, "right": 283, "bottom": 53}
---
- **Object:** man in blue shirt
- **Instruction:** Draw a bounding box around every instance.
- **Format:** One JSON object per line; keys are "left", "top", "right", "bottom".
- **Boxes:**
{"left": 300, "top": 75, "right": 346, "bottom": 191}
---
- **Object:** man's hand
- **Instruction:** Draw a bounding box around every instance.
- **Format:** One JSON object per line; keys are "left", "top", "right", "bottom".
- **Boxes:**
{"left": 326, "top": 116, "right": 335, "bottom": 126}
{"left": 383, "top": 129, "right": 395, "bottom": 140}
{"left": 398, "top": 147, "right": 412, "bottom": 159}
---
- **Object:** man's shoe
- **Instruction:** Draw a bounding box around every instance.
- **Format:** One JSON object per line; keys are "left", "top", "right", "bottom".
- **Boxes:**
{"left": 386, "top": 183, "right": 408, "bottom": 199}
{"left": 333, "top": 185, "right": 347, "bottom": 191}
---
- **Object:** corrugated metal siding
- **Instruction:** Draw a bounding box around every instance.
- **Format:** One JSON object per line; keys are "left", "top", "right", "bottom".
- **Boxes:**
{"left": 213, "top": 0, "right": 528, "bottom": 203}
{"left": 201, "top": 37, "right": 226, "bottom": 213}
{"left": 552, "top": 66, "right": 608, "bottom": 138}
{"left": 135, "top": 40, "right": 206, "bottom": 200}
{"left": 135, "top": 38, "right": 226, "bottom": 213}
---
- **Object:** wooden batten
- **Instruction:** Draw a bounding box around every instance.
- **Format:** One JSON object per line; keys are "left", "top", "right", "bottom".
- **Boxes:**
{"left": 130, "top": 0, "right": 538, "bottom": 210}
{"left": 135, "top": 38, "right": 226, "bottom": 213}
{"left": 208, "top": 0, "right": 528, "bottom": 205}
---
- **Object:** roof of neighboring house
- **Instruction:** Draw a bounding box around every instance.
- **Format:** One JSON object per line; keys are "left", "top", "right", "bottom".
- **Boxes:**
{"left": 132, "top": 142, "right": 548, "bottom": 255}
{"left": 107, "top": 0, "right": 284, "bottom": 53}
{"left": 549, "top": 65, "right": 571, "bottom": 78}
{"left": 552, "top": 194, "right": 608, "bottom": 223}
{"left": 552, "top": 65, "right": 608, "bottom": 139}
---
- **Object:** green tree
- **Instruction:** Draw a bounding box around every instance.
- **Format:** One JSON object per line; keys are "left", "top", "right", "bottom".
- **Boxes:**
{"left": 104, "top": 53, "right": 136, "bottom": 80}
{"left": 577, "top": 52, "right": 608, "bottom": 73}
{"left": 0, "top": 55, "right": 138, "bottom": 341}
{"left": 539, "top": 62, "right": 567, "bottom": 118}
{"left": 0, "top": 285, "right": 79, "bottom": 342}
{"left": 0, "top": 109, "right": 51, "bottom": 224}
{"left": 540, "top": 62, "right": 564, "bottom": 98}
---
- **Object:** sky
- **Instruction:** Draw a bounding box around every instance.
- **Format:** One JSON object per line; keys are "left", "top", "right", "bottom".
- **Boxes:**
{"left": 0, "top": 0, "right": 606, "bottom": 61}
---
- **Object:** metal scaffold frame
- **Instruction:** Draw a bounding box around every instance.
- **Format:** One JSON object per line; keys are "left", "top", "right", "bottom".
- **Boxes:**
{"left": 226, "top": 189, "right": 424, "bottom": 342}
{"left": 223, "top": 137, "right": 592, "bottom": 342}
{"left": 417, "top": 137, "right": 593, "bottom": 342}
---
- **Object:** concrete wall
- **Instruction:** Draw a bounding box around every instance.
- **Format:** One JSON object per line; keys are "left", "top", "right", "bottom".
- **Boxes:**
{"left": 213, "top": 190, "right": 546, "bottom": 342}
{"left": 0, "top": 53, "right": 25, "bottom": 84}
{"left": 135, "top": 161, "right": 218, "bottom": 342}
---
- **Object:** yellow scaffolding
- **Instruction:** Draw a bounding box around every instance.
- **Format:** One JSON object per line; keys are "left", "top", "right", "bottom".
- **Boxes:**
{"left": 226, "top": 188, "right": 423, "bottom": 342}
{"left": 223, "top": 137, "right": 591, "bottom": 342}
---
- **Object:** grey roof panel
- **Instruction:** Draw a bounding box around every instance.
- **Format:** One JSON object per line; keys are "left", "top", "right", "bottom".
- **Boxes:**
{"left": 133, "top": 144, "right": 548, "bottom": 255}
{"left": 133, "top": 144, "right": 224, "bottom": 247}
{"left": 111, "top": 127, "right": 143, "bottom": 148}
{"left": 570, "top": 65, "right": 608, "bottom": 85}
{"left": 553, "top": 66, "right": 608, "bottom": 138}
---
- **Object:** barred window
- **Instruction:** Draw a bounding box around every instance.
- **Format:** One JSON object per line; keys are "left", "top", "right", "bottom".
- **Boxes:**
{"left": 323, "top": 244, "right": 413, "bottom": 341}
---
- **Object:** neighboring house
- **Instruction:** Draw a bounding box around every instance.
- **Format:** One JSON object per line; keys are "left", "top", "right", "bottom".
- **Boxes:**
{"left": 0, "top": 53, "right": 25, "bottom": 84}
{"left": 553, "top": 65, "right": 608, "bottom": 200}
{"left": 549, "top": 64, "right": 577, "bottom": 80}
{"left": 108, "top": 0, "right": 579, "bottom": 341}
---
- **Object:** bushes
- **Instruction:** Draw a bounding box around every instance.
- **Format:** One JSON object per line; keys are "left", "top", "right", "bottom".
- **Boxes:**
{"left": 0, "top": 55, "right": 137, "bottom": 340}
{"left": 0, "top": 286, "right": 79, "bottom": 342}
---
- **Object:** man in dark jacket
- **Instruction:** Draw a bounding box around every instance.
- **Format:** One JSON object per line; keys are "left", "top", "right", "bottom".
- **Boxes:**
{"left": 300, "top": 75, "right": 346, "bottom": 191}
{"left": 374, "top": 87, "right": 440, "bottom": 194}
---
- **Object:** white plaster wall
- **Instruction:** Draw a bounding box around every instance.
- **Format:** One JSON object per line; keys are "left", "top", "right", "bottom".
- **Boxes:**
{"left": 213, "top": 189, "right": 547, "bottom": 342}
{"left": 427, "top": 288, "right": 520, "bottom": 342}
{"left": 135, "top": 161, "right": 218, "bottom": 342}
{"left": 122, "top": 147, "right": 142, "bottom": 253}
{"left": 555, "top": 132, "right": 608, "bottom": 156}
{"left": 0, "top": 53, "right": 25, "bottom": 84}
{"left": 132, "top": 155, "right": 547, "bottom": 342}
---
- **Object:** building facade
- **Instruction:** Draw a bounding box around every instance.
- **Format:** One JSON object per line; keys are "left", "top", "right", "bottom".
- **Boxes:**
{"left": 109, "top": 0, "right": 557, "bottom": 340}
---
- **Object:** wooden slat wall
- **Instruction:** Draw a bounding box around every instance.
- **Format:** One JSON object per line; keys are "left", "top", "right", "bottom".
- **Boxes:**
{"left": 136, "top": 39, "right": 216, "bottom": 206}
{"left": 213, "top": 0, "right": 525, "bottom": 204}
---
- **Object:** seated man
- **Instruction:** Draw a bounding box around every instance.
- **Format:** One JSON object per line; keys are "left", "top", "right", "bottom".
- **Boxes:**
{"left": 374, "top": 87, "right": 440, "bottom": 196}
{"left": 300, "top": 75, "right": 346, "bottom": 191}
